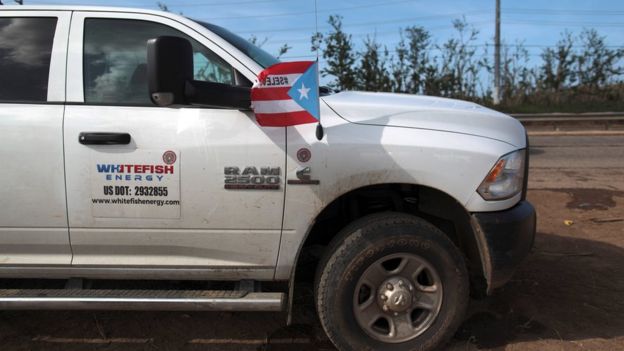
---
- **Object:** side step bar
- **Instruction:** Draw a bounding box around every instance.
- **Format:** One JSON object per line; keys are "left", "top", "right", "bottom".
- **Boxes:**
{"left": 0, "top": 289, "right": 284, "bottom": 311}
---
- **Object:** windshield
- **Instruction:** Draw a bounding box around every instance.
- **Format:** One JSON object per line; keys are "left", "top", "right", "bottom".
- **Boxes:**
{"left": 192, "top": 20, "right": 280, "bottom": 69}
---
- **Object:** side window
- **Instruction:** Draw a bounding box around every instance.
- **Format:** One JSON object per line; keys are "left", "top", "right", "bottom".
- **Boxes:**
{"left": 0, "top": 17, "right": 57, "bottom": 102}
{"left": 83, "top": 18, "right": 236, "bottom": 105}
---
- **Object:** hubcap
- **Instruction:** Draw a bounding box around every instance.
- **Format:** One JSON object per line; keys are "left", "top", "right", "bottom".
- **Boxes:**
{"left": 353, "top": 253, "right": 443, "bottom": 343}
{"left": 378, "top": 277, "right": 414, "bottom": 313}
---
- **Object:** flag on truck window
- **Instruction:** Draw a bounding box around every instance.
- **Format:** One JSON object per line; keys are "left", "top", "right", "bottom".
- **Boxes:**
{"left": 251, "top": 61, "right": 320, "bottom": 127}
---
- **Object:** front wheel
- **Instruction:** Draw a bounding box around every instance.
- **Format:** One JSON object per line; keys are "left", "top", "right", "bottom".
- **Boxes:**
{"left": 315, "top": 212, "right": 469, "bottom": 351}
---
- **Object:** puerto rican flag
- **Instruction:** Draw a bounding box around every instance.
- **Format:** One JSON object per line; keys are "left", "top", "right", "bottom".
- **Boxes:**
{"left": 251, "top": 61, "right": 320, "bottom": 127}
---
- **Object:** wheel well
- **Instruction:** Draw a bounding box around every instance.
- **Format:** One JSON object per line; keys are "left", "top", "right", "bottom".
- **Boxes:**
{"left": 295, "top": 183, "right": 487, "bottom": 294}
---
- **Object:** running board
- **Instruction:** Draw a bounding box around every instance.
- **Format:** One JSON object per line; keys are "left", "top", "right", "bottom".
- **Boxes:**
{"left": 0, "top": 289, "right": 284, "bottom": 311}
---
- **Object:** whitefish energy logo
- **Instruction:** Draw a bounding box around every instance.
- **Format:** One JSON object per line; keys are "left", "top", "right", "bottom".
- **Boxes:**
{"left": 91, "top": 150, "right": 181, "bottom": 219}
{"left": 96, "top": 163, "right": 174, "bottom": 182}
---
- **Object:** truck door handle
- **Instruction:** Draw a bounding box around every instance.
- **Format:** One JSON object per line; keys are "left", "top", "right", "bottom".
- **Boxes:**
{"left": 79, "top": 132, "right": 131, "bottom": 145}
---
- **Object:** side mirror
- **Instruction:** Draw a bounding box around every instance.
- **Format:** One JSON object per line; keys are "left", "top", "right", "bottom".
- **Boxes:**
{"left": 147, "top": 36, "right": 193, "bottom": 106}
{"left": 147, "top": 36, "right": 251, "bottom": 109}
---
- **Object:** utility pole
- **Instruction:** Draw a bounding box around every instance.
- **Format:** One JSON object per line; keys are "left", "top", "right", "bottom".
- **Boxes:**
{"left": 493, "top": 0, "right": 501, "bottom": 105}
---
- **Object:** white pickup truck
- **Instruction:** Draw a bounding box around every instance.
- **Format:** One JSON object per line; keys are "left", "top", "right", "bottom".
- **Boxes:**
{"left": 0, "top": 6, "right": 535, "bottom": 351}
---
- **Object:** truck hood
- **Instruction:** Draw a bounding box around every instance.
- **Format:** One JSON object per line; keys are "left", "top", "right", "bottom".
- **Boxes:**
{"left": 322, "top": 91, "right": 526, "bottom": 147}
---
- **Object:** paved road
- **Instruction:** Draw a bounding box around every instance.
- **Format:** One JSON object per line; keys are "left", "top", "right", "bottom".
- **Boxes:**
{"left": 0, "top": 135, "right": 623, "bottom": 351}
{"left": 530, "top": 135, "right": 624, "bottom": 168}
{"left": 529, "top": 135, "right": 624, "bottom": 190}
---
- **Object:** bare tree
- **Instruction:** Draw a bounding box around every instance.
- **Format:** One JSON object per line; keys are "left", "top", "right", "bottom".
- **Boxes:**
{"left": 575, "top": 29, "right": 624, "bottom": 88}
{"left": 247, "top": 35, "right": 291, "bottom": 59}
{"left": 275, "top": 44, "right": 292, "bottom": 59}
{"left": 157, "top": 2, "right": 169, "bottom": 12}
{"left": 428, "top": 18, "right": 481, "bottom": 99}
{"left": 499, "top": 40, "right": 535, "bottom": 104}
{"left": 247, "top": 35, "right": 268, "bottom": 48}
{"left": 539, "top": 31, "right": 575, "bottom": 91}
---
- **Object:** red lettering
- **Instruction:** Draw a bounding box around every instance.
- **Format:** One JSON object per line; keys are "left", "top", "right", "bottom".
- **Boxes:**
{"left": 164, "top": 165, "right": 174, "bottom": 174}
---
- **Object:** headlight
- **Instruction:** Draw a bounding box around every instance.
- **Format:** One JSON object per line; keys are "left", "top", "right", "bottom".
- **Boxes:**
{"left": 477, "top": 149, "right": 526, "bottom": 201}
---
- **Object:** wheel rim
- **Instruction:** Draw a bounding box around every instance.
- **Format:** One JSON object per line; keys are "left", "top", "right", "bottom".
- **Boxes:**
{"left": 352, "top": 252, "right": 444, "bottom": 343}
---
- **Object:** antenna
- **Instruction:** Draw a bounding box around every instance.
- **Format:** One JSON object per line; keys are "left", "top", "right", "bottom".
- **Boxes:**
{"left": 313, "top": 0, "right": 324, "bottom": 140}
{"left": 314, "top": 0, "right": 320, "bottom": 62}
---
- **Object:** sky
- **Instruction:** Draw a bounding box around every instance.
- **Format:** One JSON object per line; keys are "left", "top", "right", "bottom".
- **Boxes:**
{"left": 15, "top": 0, "right": 624, "bottom": 85}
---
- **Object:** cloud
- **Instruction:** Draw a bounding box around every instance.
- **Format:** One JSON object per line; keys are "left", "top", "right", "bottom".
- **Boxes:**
{"left": 0, "top": 18, "right": 56, "bottom": 66}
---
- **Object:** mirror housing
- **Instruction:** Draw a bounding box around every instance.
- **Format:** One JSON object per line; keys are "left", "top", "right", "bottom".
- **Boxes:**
{"left": 147, "top": 36, "right": 251, "bottom": 109}
{"left": 147, "top": 36, "right": 193, "bottom": 106}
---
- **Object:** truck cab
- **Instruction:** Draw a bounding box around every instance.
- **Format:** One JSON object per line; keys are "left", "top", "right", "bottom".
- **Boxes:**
{"left": 0, "top": 6, "right": 535, "bottom": 351}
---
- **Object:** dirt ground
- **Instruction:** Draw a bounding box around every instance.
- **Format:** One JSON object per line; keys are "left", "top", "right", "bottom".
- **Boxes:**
{"left": 1, "top": 136, "right": 623, "bottom": 351}
{"left": 445, "top": 188, "right": 624, "bottom": 351}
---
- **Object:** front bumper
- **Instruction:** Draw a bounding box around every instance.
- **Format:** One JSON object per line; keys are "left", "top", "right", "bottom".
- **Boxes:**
{"left": 471, "top": 201, "right": 536, "bottom": 293}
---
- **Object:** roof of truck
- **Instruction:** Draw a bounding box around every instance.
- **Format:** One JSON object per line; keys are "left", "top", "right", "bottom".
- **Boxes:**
{"left": 0, "top": 4, "right": 265, "bottom": 77}
{"left": 0, "top": 5, "right": 175, "bottom": 18}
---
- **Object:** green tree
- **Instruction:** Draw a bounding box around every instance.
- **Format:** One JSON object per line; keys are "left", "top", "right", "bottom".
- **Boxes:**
{"left": 390, "top": 27, "right": 432, "bottom": 94}
{"left": 311, "top": 31, "right": 323, "bottom": 53}
{"left": 304, "top": 14, "right": 624, "bottom": 113}
{"left": 317, "top": 15, "right": 357, "bottom": 91}
{"left": 356, "top": 36, "right": 392, "bottom": 91}
{"left": 390, "top": 32, "right": 409, "bottom": 92}
{"left": 405, "top": 26, "right": 431, "bottom": 94}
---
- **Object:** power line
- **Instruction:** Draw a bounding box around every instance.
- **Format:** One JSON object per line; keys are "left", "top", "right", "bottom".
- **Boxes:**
{"left": 504, "top": 20, "right": 624, "bottom": 27}
{"left": 264, "top": 22, "right": 494, "bottom": 45}
{"left": 513, "top": 44, "right": 624, "bottom": 48}
{"left": 234, "top": 12, "right": 490, "bottom": 34}
{"left": 169, "top": 0, "right": 289, "bottom": 7}
{"left": 503, "top": 8, "right": 624, "bottom": 15}
{"left": 278, "top": 41, "right": 624, "bottom": 59}
{"left": 259, "top": 26, "right": 624, "bottom": 49}
{"left": 196, "top": 0, "right": 419, "bottom": 20}
{"left": 27, "top": 0, "right": 291, "bottom": 5}
{"left": 275, "top": 34, "right": 624, "bottom": 52}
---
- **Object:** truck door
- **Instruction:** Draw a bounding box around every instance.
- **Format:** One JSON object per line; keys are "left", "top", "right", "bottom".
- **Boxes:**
{"left": 0, "top": 11, "right": 72, "bottom": 265}
{"left": 63, "top": 12, "right": 285, "bottom": 278}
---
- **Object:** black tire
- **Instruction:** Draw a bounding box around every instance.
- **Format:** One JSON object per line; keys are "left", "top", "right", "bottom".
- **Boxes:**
{"left": 315, "top": 212, "right": 469, "bottom": 351}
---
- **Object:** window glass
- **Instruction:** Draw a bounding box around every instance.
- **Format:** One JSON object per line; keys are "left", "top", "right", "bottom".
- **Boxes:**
{"left": 83, "top": 18, "right": 235, "bottom": 105}
{"left": 0, "top": 17, "right": 57, "bottom": 102}
{"left": 192, "top": 20, "right": 279, "bottom": 69}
